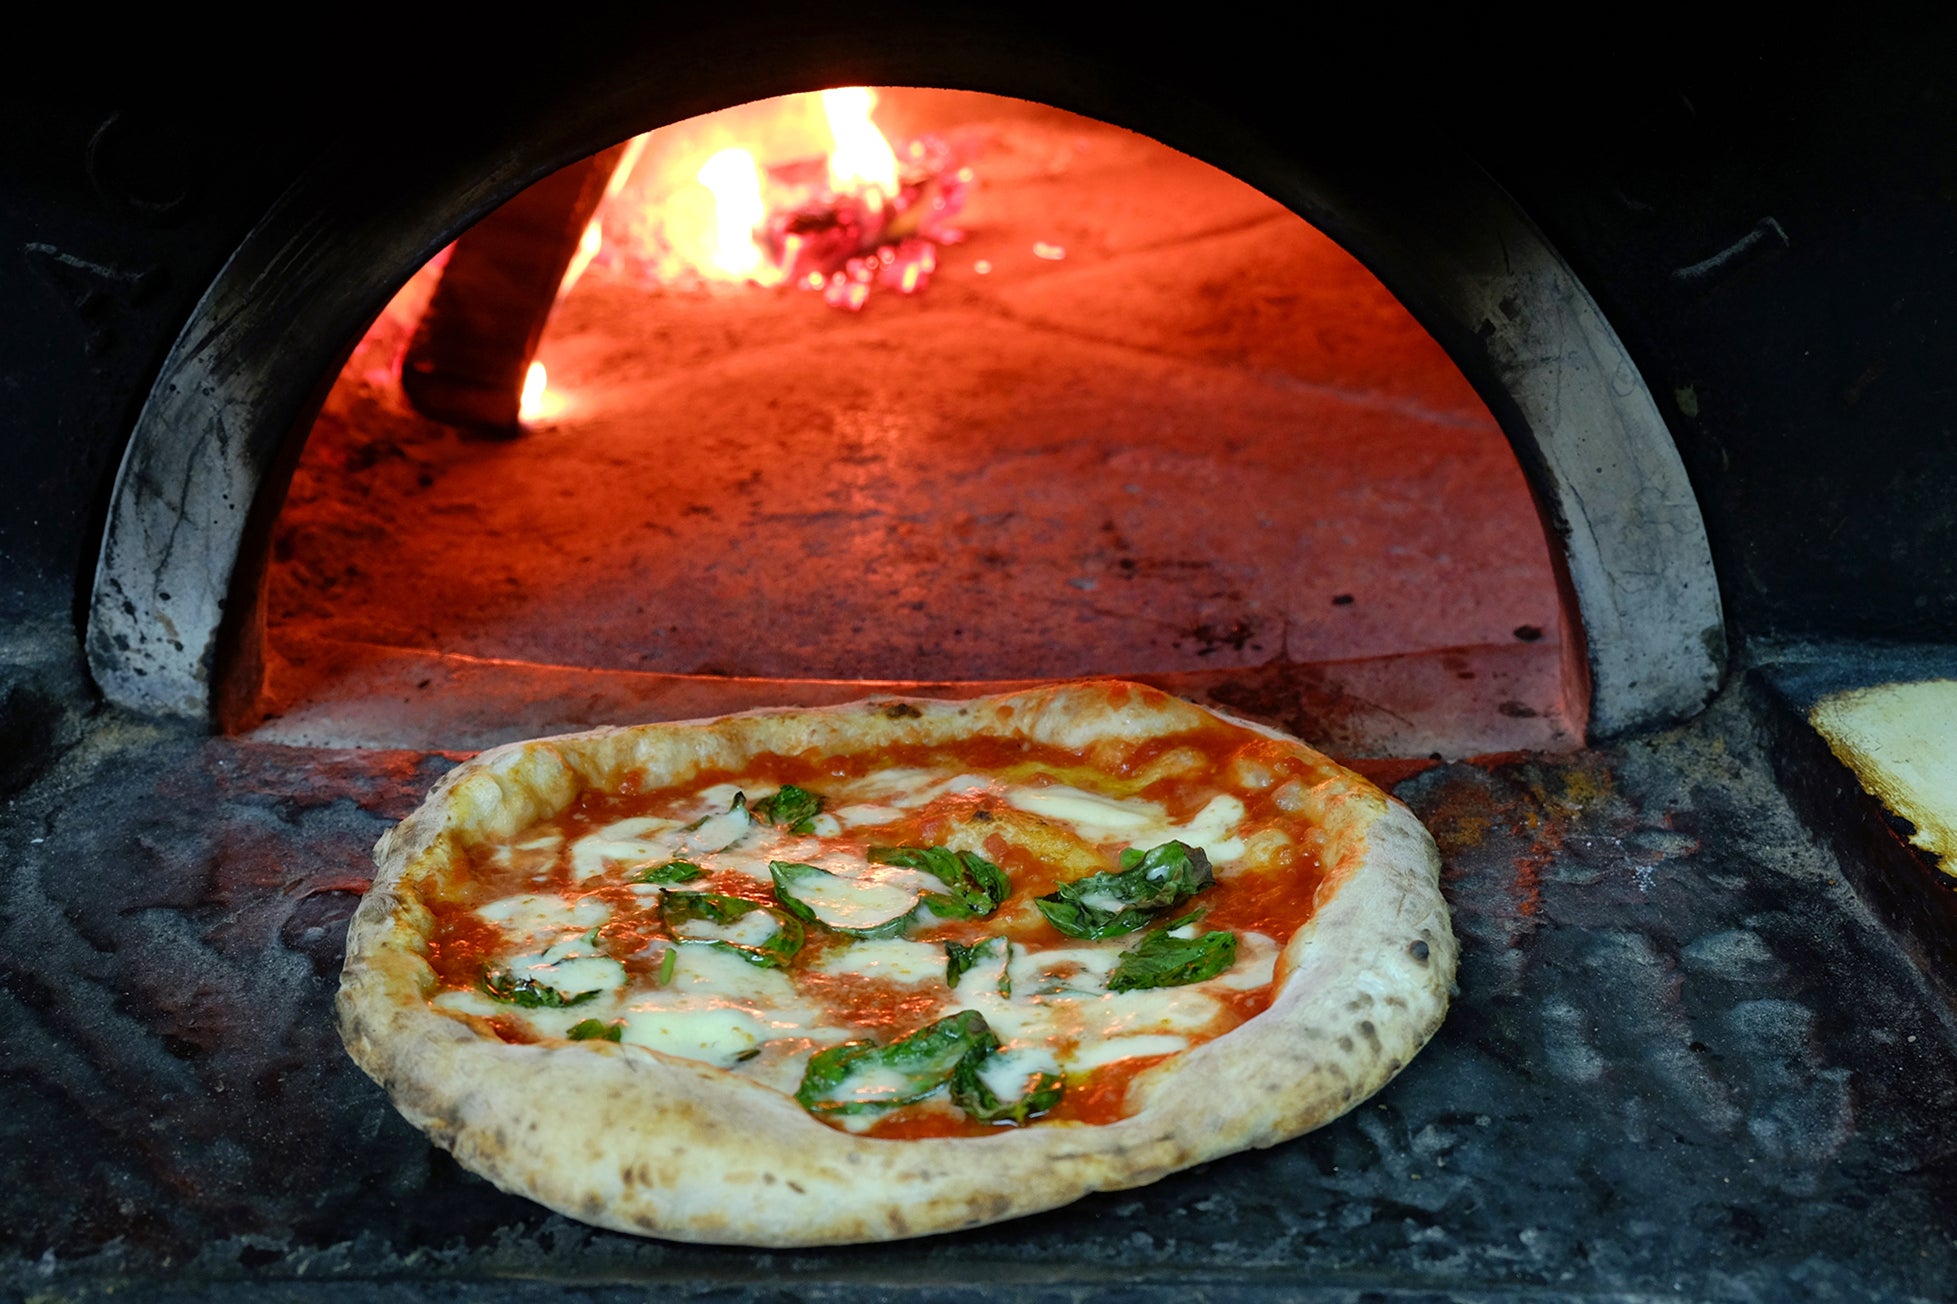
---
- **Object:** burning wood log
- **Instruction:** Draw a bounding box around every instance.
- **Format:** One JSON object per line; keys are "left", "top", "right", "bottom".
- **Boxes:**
{"left": 400, "top": 143, "right": 629, "bottom": 435}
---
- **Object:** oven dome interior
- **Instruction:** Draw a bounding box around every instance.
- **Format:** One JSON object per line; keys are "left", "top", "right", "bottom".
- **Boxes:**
{"left": 251, "top": 89, "right": 1575, "bottom": 756}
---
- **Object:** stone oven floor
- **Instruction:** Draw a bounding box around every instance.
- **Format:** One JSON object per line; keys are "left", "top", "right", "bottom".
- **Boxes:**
{"left": 4, "top": 679, "right": 1955, "bottom": 1302}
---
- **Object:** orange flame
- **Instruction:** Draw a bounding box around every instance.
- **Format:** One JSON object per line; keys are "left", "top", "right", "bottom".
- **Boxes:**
{"left": 578, "top": 89, "right": 917, "bottom": 289}
{"left": 519, "top": 361, "right": 551, "bottom": 423}
{"left": 695, "top": 148, "right": 771, "bottom": 280}
{"left": 559, "top": 218, "right": 605, "bottom": 296}
{"left": 820, "top": 87, "right": 898, "bottom": 201}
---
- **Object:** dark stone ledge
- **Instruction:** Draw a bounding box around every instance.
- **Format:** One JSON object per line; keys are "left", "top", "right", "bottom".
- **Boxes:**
{"left": 1, "top": 687, "right": 1953, "bottom": 1302}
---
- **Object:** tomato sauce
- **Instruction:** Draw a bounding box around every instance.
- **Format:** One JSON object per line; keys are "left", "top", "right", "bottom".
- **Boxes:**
{"left": 421, "top": 713, "right": 1341, "bottom": 1136}
{"left": 424, "top": 907, "right": 508, "bottom": 989}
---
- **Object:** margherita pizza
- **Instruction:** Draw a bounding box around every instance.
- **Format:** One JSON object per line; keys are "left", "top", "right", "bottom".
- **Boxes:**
{"left": 336, "top": 681, "right": 1454, "bottom": 1245}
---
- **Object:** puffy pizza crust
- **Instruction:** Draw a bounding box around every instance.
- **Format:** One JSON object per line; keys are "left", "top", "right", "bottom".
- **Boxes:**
{"left": 336, "top": 681, "right": 1455, "bottom": 1245}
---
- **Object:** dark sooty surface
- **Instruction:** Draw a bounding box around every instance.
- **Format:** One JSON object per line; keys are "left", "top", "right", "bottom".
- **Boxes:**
{"left": 1, "top": 688, "right": 1954, "bottom": 1302}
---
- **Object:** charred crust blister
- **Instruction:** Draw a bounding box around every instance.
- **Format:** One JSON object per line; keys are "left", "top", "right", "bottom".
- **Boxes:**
{"left": 1409, "top": 939, "right": 1430, "bottom": 962}
{"left": 883, "top": 703, "right": 923, "bottom": 719}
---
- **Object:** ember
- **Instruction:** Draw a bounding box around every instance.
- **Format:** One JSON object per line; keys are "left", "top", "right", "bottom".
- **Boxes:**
{"left": 592, "top": 87, "right": 969, "bottom": 309}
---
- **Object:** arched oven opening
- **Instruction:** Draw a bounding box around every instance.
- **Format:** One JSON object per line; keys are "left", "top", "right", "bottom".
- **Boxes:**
{"left": 252, "top": 88, "right": 1584, "bottom": 759}
{"left": 85, "top": 23, "right": 1721, "bottom": 760}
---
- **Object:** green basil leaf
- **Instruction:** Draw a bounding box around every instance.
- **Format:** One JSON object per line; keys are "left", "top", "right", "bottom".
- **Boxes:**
{"left": 944, "top": 936, "right": 1012, "bottom": 995}
{"left": 951, "top": 1053, "right": 1065, "bottom": 1125}
{"left": 632, "top": 860, "right": 705, "bottom": 884}
{"left": 871, "top": 845, "right": 1011, "bottom": 919}
{"left": 480, "top": 968, "right": 601, "bottom": 1009}
{"left": 751, "top": 784, "right": 823, "bottom": 833}
{"left": 769, "top": 860, "right": 919, "bottom": 938}
{"left": 566, "top": 1018, "right": 623, "bottom": 1042}
{"left": 1035, "top": 840, "right": 1215, "bottom": 939}
{"left": 1106, "top": 913, "right": 1238, "bottom": 991}
{"left": 658, "top": 890, "right": 805, "bottom": 968}
{"left": 795, "top": 1010, "right": 999, "bottom": 1116}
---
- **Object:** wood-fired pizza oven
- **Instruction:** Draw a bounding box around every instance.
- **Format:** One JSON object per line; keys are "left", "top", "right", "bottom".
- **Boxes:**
{"left": 5, "top": 9, "right": 1957, "bottom": 1300}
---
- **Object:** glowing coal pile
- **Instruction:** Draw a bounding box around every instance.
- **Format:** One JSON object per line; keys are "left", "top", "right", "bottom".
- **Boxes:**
{"left": 589, "top": 88, "right": 971, "bottom": 310}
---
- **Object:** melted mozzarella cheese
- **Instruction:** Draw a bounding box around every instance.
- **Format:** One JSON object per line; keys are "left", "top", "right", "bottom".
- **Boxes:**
{"left": 500, "top": 932, "right": 627, "bottom": 998}
{"left": 682, "top": 804, "right": 754, "bottom": 855}
{"left": 977, "top": 1045, "right": 1061, "bottom": 1099}
{"left": 829, "top": 802, "right": 908, "bottom": 829}
{"left": 1065, "top": 1034, "right": 1191, "bottom": 1070}
{"left": 1093, "top": 985, "right": 1222, "bottom": 1036}
{"left": 569, "top": 816, "right": 686, "bottom": 880}
{"left": 515, "top": 954, "right": 626, "bottom": 996}
{"left": 948, "top": 939, "right": 1231, "bottom": 1071}
{"left": 1010, "top": 944, "right": 1121, "bottom": 994}
{"left": 432, "top": 985, "right": 623, "bottom": 1042}
{"left": 833, "top": 769, "right": 991, "bottom": 809}
{"left": 1170, "top": 794, "right": 1247, "bottom": 862}
{"left": 776, "top": 862, "right": 928, "bottom": 932}
{"left": 1002, "top": 785, "right": 1247, "bottom": 864}
{"left": 1007, "top": 786, "right": 1163, "bottom": 835}
{"left": 620, "top": 1008, "right": 766, "bottom": 1066}
{"left": 663, "top": 941, "right": 800, "bottom": 1005}
{"left": 610, "top": 945, "right": 846, "bottom": 1068}
{"left": 670, "top": 908, "right": 784, "bottom": 948}
{"left": 568, "top": 798, "right": 760, "bottom": 881}
{"left": 432, "top": 988, "right": 505, "bottom": 1020}
{"left": 815, "top": 938, "right": 949, "bottom": 984}
{"left": 478, "top": 893, "right": 610, "bottom": 945}
{"left": 693, "top": 782, "right": 746, "bottom": 811}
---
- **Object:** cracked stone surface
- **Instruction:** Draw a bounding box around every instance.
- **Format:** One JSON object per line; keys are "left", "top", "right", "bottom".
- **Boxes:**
{"left": 2, "top": 684, "right": 1955, "bottom": 1300}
